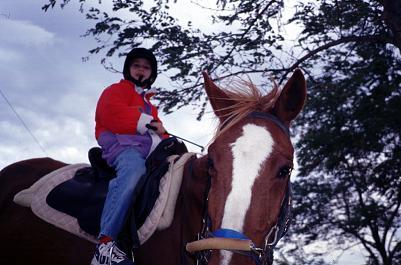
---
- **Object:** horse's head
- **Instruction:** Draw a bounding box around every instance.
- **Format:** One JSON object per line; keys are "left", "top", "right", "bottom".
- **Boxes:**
{"left": 191, "top": 70, "right": 306, "bottom": 265}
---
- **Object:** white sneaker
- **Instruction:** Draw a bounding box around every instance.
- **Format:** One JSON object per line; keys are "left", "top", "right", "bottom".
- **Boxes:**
{"left": 91, "top": 241, "right": 134, "bottom": 265}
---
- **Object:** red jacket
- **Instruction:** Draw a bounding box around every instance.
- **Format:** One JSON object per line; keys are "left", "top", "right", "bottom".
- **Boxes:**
{"left": 95, "top": 80, "right": 162, "bottom": 139}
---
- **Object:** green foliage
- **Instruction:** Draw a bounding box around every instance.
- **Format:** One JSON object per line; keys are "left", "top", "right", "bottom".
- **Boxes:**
{"left": 42, "top": 0, "right": 286, "bottom": 115}
{"left": 289, "top": 1, "right": 401, "bottom": 264}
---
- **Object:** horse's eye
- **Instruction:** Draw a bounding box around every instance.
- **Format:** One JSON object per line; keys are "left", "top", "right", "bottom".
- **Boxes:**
{"left": 278, "top": 166, "right": 293, "bottom": 179}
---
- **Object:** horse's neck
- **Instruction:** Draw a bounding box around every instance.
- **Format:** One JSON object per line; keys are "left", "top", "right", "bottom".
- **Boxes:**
{"left": 136, "top": 156, "right": 210, "bottom": 264}
{"left": 182, "top": 154, "right": 209, "bottom": 207}
{"left": 180, "top": 154, "right": 210, "bottom": 231}
{"left": 185, "top": 155, "right": 209, "bottom": 185}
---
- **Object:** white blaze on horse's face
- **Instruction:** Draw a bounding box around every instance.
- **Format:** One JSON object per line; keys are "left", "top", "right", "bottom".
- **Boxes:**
{"left": 220, "top": 123, "right": 274, "bottom": 265}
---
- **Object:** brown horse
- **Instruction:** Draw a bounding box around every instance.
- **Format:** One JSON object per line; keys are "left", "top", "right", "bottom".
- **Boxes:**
{"left": 0, "top": 70, "right": 306, "bottom": 265}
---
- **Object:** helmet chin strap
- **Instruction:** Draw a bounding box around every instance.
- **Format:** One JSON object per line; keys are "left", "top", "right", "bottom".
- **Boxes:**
{"left": 129, "top": 76, "right": 152, "bottom": 88}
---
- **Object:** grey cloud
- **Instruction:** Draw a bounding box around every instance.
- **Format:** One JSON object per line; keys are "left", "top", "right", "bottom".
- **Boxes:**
{"left": 0, "top": 19, "right": 56, "bottom": 47}
{"left": 0, "top": 0, "right": 213, "bottom": 170}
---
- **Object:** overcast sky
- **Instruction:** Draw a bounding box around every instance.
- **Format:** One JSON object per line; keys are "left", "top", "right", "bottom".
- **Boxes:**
{"left": 0, "top": 1, "right": 366, "bottom": 264}
{"left": 0, "top": 0, "right": 217, "bottom": 170}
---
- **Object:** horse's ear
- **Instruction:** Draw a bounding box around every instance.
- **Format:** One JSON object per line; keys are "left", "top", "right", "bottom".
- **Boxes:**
{"left": 273, "top": 69, "right": 307, "bottom": 125}
{"left": 203, "top": 71, "right": 232, "bottom": 121}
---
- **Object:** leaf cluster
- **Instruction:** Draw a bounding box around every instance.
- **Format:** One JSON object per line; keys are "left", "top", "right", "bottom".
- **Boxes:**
{"left": 287, "top": 1, "right": 401, "bottom": 264}
{"left": 43, "top": 0, "right": 289, "bottom": 116}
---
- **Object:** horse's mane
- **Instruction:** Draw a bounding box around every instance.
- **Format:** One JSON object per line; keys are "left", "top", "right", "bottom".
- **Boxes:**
{"left": 213, "top": 79, "right": 281, "bottom": 140}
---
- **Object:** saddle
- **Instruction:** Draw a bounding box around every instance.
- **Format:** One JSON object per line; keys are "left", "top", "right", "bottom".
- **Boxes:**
{"left": 46, "top": 137, "right": 188, "bottom": 247}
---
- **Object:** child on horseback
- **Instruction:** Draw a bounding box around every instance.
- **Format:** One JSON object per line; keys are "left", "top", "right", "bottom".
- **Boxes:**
{"left": 92, "top": 47, "right": 167, "bottom": 265}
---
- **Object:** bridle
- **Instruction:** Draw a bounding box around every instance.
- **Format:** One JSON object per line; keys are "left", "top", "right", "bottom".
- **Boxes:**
{"left": 186, "top": 112, "right": 293, "bottom": 265}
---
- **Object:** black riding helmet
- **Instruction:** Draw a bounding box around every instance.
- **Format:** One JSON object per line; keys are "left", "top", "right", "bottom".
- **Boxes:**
{"left": 123, "top": 48, "right": 158, "bottom": 88}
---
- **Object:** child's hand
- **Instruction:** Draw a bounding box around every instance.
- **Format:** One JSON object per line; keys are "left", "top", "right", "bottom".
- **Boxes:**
{"left": 149, "top": 121, "right": 166, "bottom": 135}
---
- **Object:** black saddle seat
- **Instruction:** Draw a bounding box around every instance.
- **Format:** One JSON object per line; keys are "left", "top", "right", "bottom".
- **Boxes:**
{"left": 46, "top": 137, "right": 188, "bottom": 242}
{"left": 88, "top": 147, "right": 116, "bottom": 179}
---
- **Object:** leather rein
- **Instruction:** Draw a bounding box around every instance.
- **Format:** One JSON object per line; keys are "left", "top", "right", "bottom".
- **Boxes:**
{"left": 185, "top": 112, "right": 293, "bottom": 265}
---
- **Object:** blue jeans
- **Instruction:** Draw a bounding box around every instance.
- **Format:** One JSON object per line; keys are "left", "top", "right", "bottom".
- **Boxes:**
{"left": 99, "top": 148, "right": 146, "bottom": 239}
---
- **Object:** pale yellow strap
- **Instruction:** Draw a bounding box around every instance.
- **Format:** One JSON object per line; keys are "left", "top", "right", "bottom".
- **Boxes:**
{"left": 186, "top": 238, "right": 252, "bottom": 253}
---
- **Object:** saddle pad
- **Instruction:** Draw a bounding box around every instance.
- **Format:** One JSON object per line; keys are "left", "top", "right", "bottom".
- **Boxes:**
{"left": 13, "top": 153, "right": 196, "bottom": 245}
{"left": 137, "top": 152, "right": 195, "bottom": 244}
{"left": 13, "top": 163, "right": 98, "bottom": 243}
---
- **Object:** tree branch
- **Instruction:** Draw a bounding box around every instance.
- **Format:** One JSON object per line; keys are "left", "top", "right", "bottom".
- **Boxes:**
{"left": 383, "top": 198, "right": 401, "bottom": 246}
{"left": 175, "top": 67, "right": 287, "bottom": 93}
{"left": 389, "top": 241, "right": 401, "bottom": 262}
{"left": 340, "top": 224, "right": 378, "bottom": 263}
{"left": 279, "top": 34, "right": 392, "bottom": 83}
{"left": 210, "top": 0, "right": 279, "bottom": 73}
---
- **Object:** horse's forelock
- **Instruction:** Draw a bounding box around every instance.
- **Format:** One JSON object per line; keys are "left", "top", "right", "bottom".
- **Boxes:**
{"left": 212, "top": 80, "right": 281, "bottom": 141}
